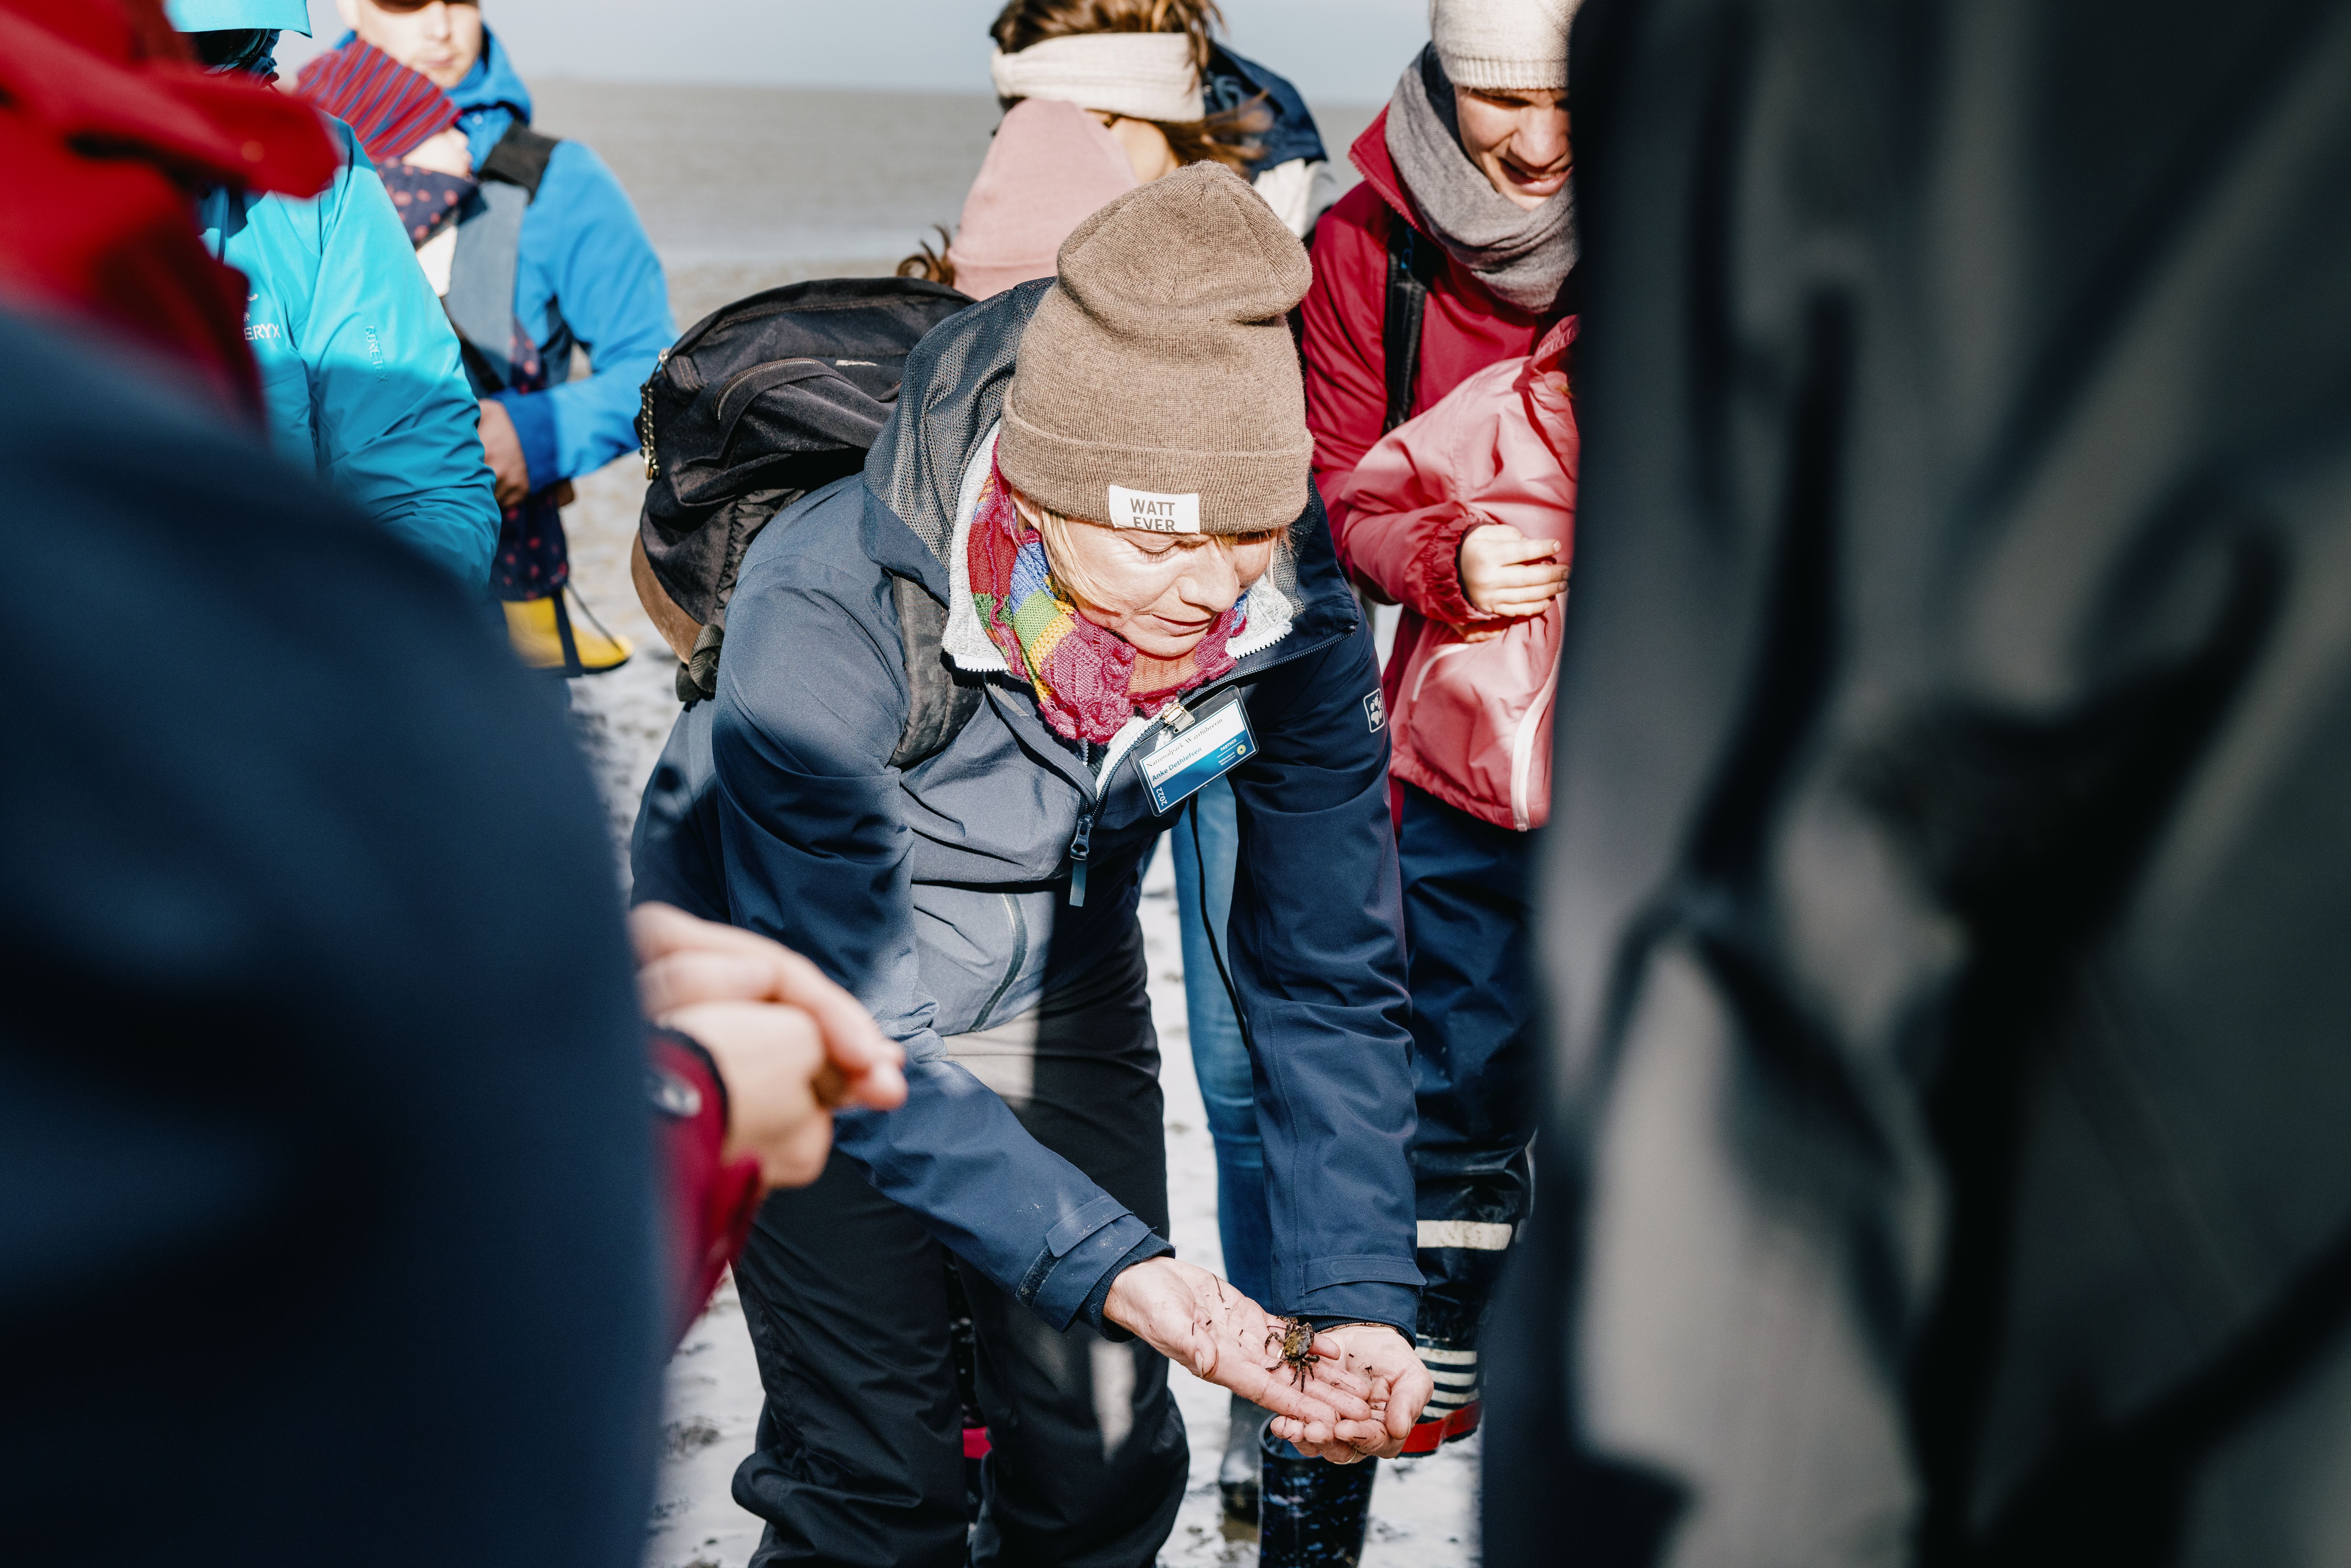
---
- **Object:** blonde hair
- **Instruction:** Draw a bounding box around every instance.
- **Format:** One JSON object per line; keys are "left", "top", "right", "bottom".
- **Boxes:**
{"left": 1034, "top": 505, "right": 1129, "bottom": 605}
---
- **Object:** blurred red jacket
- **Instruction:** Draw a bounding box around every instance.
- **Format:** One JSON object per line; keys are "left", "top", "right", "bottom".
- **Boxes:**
{"left": 0, "top": 0, "right": 335, "bottom": 412}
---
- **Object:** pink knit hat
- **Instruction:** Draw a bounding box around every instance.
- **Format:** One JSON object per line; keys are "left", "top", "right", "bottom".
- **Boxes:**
{"left": 946, "top": 98, "right": 1138, "bottom": 302}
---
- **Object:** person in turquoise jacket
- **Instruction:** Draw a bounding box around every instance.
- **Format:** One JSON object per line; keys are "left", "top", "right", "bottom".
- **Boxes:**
{"left": 170, "top": 0, "right": 499, "bottom": 588}
{"left": 340, "top": 0, "right": 678, "bottom": 672}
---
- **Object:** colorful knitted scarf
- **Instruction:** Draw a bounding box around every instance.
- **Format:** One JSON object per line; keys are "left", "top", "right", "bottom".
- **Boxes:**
{"left": 968, "top": 459, "right": 1245, "bottom": 745}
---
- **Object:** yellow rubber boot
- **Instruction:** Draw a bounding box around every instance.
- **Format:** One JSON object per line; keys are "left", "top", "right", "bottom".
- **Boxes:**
{"left": 504, "top": 591, "right": 632, "bottom": 676}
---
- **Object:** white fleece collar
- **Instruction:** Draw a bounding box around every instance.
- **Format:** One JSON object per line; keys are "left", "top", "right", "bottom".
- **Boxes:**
{"left": 941, "top": 422, "right": 1298, "bottom": 675}
{"left": 942, "top": 423, "right": 1011, "bottom": 674}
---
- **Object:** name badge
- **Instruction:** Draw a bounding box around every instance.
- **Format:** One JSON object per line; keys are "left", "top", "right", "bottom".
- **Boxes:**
{"left": 1136, "top": 689, "right": 1255, "bottom": 814}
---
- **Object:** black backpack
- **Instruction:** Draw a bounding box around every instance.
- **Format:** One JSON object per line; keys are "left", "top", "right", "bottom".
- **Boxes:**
{"left": 635, "top": 278, "right": 973, "bottom": 723}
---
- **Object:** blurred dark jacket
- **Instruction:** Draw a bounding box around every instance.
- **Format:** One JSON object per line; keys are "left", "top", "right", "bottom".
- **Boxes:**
{"left": 1488, "top": 1, "right": 2351, "bottom": 1564}
{"left": 0, "top": 305, "right": 665, "bottom": 1566}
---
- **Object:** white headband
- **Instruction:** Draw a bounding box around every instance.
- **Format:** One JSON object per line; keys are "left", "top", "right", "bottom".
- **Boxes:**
{"left": 989, "top": 32, "right": 1205, "bottom": 124}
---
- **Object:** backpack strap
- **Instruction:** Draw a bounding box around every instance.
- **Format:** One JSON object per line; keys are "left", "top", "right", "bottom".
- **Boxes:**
{"left": 444, "top": 181, "right": 529, "bottom": 393}
{"left": 445, "top": 124, "right": 564, "bottom": 394}
{"left": 887, "top": 573, "right": 984, "bottom": 771}
{"left": 478, "top": 123, "right": 561, "bottom": 200}
{"left": 1381, "top": 216, "right": 1440, "bottom": 433}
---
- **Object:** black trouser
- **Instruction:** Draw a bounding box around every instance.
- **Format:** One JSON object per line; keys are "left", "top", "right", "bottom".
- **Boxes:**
{"left": 731, "top": 929, "right": 1186, "bottom": 1568}
{"left": 1400, "top": 784, "right": 1541, "bottom": 1351}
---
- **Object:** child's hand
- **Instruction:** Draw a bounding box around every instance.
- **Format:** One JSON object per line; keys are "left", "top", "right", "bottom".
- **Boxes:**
{"left": 1459, "top": 523, "right": 1567, "bottom": 620}
{"left": 404, "top": 127, "right": 474, "bottom": 179}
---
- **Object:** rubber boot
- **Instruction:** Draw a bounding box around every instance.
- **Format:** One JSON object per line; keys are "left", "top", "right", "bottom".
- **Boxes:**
{"left": 1400, "top": 1331, "right": 1482, "bottom": 1455}
{"left": 1258, "top": 1424, "right": 1375, "bottom": 1566}
{"left": 504, "top": 589, "right": 632, "bottom": 676}
{"left": 1218, "top": 1394, "right": 1274, "bottom": 1524}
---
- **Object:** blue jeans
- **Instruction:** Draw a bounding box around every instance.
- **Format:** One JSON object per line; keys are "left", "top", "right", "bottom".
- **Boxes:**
{"left": 1171, "top": 777, "right": 1272, "bottom": 1306}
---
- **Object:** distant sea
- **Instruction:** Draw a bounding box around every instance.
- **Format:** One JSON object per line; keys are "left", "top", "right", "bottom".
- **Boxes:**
{"left": 526, "top": 81, "right": 1377, "bottom": 328}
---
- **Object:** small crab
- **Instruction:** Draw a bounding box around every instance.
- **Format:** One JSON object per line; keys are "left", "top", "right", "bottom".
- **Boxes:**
{"left": 1266, "top": 1316, "right": 1319, "bottom": 1391}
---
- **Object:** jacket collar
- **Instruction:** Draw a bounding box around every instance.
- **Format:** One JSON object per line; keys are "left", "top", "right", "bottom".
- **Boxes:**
{"left": 446, "top": 28, "right": 534, "bottom": 120}
{"left": 1348, "top": 108, "right": 1423, "bottom": 235}
{"left": 1209, "top": 45, "right": 1326, "bottom": 173}
{"left": 445, "top": 28, "right": 533, "bottom": 167}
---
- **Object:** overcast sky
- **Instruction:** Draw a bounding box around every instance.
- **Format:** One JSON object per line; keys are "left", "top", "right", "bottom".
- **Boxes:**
{"left": 286, "top": 1, "right": 1427, "bottom": 106}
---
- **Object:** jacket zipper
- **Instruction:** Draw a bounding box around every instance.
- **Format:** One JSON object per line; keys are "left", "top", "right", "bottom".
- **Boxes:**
{"left": 1052, "top": 611, "right": 1324, "bottom": 910}
{"left": 1066, "top": 809, "right": 1094, "bottom": 907}
{"left": 1059, "top": 687, "right": 1242, "bottom": 907}
{"left": 638, "top": 346, "right": 670, "bottom": 478}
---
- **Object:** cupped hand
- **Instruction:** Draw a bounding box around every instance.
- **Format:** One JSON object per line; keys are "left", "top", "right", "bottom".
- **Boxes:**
{"left": 631, "top": 902, "right": 907, "bottom": 1113}
{"left": 1103, "top": 1258, "right": 1375, "bottom": 1447}
{"left": 1269, "top": 1323, "right": 1435, "bottom": 1462}
{"left": 1459, "top": 522, "right": 1567, "bottom": 620}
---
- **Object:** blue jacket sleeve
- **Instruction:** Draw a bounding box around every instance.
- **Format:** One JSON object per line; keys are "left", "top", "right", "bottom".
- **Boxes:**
{"left": 1229, "top": 617, "right": 1423, "bottom": 1336}
{"left": 497, "top": 140, "right": 676, "bottom": 489}
{"left": 708, "top": 536, "right": 1163, "bottom": 1330}
{"left": 304, "top": 135, "right": 500, "bottom": 584}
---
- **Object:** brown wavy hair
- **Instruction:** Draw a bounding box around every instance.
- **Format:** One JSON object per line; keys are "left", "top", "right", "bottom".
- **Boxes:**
{"left": 988, "top": 0, "right": 1269, "bottom": 172}
{"left": 896, "top": 225, "right": 958, "bottom": 288}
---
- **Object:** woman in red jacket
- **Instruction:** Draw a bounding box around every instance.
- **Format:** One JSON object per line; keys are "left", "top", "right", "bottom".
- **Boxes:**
{"left": 1296, "top": 0, "right": 1579, "bottom": 1472}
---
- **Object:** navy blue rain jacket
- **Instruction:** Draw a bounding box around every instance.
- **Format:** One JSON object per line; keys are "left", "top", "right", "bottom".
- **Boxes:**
{"left": 634, "top": 283, "right": 1421, "bottom": 1335}
{"left": 0, "top": 308, "right": 660, "bottom": 1565}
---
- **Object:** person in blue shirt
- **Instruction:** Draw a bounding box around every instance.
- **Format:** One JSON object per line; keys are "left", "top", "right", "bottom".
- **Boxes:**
{"left": 339, "top": 0, "right": 678, "bottom": 674}
{"left": 169, "top": 0, "right": 498, "bottom": 587}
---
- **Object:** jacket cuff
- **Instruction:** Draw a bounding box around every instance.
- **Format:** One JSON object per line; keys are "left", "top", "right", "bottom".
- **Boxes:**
{"left": 1081, "top": 1232, "right": 1177, "bottom": 1341}
{"left": 646, "top": 1028, "right": 763, "bottom": 1345}
{"left": 1016, "top": 1206, "right": 1164, "bottom": 1331}
{"left": 1294, "top": 1281, "right": 1418, "bottom": 1342}
{"left": 1402, "top": 506, "right": 1492, "bottom": 628}
{"left": 491, "top": 388, "right": 562, "bottom": 492}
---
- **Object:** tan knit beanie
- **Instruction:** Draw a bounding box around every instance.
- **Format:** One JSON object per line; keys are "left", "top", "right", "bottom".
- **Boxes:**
{"left": 1429, "top": 0, "right": 1577, "bottom": 92}
{"left": 996, "top": 162, "right": 1314, "bottom": 536}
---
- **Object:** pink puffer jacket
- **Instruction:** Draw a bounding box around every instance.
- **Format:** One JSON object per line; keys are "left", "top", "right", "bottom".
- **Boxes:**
{"left": 1334, "top": 316, "right": 1576, "bottom": 832}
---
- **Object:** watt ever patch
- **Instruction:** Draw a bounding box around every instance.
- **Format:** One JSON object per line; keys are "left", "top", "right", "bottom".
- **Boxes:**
{"left": 1137, "top": 690, "right": 1255, "bottom": 814}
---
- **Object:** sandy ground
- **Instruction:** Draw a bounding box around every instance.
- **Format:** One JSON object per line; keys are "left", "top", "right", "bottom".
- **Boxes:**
{"left": 557, "top": 263, "right": 1473, "bottom": 1568}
